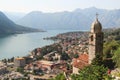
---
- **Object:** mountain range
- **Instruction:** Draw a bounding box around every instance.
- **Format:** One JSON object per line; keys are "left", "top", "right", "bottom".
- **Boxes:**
{"left": 0, "top": 11, "right": 41, "bottom": 34}
{"left": 16, "top": 7, "right": 120, "bottom": 30}
{"left": 4, "top": 12, "right": 26, "bottom": 22}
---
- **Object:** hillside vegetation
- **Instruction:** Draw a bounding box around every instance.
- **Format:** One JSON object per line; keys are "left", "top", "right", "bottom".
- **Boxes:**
{"left": 0, "top": 11, "right": 42, "bottom": 34}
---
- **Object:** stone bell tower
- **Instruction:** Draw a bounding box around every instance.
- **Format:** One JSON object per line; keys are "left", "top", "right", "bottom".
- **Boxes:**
{"left": 89, "top": 14, "right": 103, "bottom": 64}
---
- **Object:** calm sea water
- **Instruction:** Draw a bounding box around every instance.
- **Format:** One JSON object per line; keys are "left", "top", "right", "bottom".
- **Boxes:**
{"left": 0, "top": 30, "right": 77, "bottom": 60}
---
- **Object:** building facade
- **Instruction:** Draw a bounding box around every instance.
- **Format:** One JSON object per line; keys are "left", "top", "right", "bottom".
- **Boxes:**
{"left": 0, "top": 62, "right": 7, "bottom": 75}
{"left": 14, "top": 57, "right": 26, "bottom": 67}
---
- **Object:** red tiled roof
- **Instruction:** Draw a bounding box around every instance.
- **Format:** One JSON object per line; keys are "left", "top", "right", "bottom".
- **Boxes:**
{"left": 78, "top": 54, "right": 88, "bottom": 63}
{"left": 73, "top": 54, "right": 89, "bottom": 69}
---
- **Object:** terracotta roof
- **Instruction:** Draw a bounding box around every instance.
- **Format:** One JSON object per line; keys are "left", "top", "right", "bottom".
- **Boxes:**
{"left": 78, "top": 54, "right": 88, "bottom": 63}
{"left": 73, "top": 54, "right": 89, "bottom": 69}
{"left": 15, "top": 57, "right": 25, "bottom": 60}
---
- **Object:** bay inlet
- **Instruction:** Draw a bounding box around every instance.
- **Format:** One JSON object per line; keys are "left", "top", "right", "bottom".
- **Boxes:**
{"left": 0, "top": 30, "right": 76, "bottom": 60}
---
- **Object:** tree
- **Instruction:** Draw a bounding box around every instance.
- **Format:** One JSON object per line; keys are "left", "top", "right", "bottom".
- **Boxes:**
{"left": 66, "top": 63, "right": 72, "bottom": 70}
{"left": 112, "top": 47, "right": 120, "bottom": 68}
{"left": 71, "top": 65, "right": 112, "bottom": 80}
{"left": 11, "top": 57, "right": 14, "bottom": 62}
{"left": 91, "top": 53, "right": 103, "bottom": 66}
{"left": 103, "top": 40, "right": 120, "bottom": 68}
{"left": 36, "top": 56, "right": 43, "bottom": 60}
{"left": 51, "top": 73, "right": 66, "bottom": 80}
{"left": 2, "top": 58, "right": 7, "bottom": 64}
{"left": 73, "top": 54, "right": 79, "bottom": 58}
{"left": 16, "top": 67, "right": 24, "bottom": 73}
{"left": 103, "top": 40, "right": 119, "bottom": 58}
{"left": 61, "top": 52, "right": 70, "bottom": 60}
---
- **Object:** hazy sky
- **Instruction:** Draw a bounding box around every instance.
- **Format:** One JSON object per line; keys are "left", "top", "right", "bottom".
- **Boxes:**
{"left": 0, "top": 0, "right": 120, "bottom": 13}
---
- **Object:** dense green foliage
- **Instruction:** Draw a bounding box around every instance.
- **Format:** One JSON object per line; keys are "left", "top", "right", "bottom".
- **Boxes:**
{"left": 103, "top": 40, "right": 120, "bottom": 68}
{"left": 71, "top": 65, "right": 112, "bottom": 80}
{"left": 73, "top": 53, "right": 79, "bottom": 58}
{"left": 113, "top": 48, "right": 120, "bottom": 68}
{"left": 92, "top": 53, "right": 103, "bottom": 66}
{"left": 103, "top": 40, "right": 120, "bottom": 58}
{"left": 51, "top": 73, "right": 66, "bottom": 80}
{"left": 60, "top": 52, "right": 70, "bottom": 60}
{"left": 16, "top": 67, "right": 24, "bottom": 73}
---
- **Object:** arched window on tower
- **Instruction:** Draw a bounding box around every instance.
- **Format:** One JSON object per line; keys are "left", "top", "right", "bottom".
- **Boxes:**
{"left": 91, "top": 35, "right": 93, "bottom": 41}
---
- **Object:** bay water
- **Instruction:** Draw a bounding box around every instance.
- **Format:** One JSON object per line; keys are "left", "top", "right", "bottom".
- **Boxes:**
{"left": 0, "top": 30, "right": 76, "bottom": 60}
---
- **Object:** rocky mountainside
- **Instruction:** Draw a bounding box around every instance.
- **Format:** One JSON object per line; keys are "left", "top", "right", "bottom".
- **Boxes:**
{"left": 16, "top": 7, "right": 120, "bottom": 30}
{"left": 0, "top": 11, "right": 41, "bottom": 34}
{"left": 4, "top": 11, "right": 26, "bottom": 22}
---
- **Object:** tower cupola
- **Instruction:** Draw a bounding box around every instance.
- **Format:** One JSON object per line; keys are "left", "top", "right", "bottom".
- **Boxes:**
{"left": 91, "top": 14, "right": 102, "bottom": 33}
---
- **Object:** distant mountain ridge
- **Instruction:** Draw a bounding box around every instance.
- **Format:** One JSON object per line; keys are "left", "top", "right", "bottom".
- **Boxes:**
{"left": 4, "top": 12, "right": 26, "bottom": 22}
{"left": 16, "top": 7, "right": 120, "bottom": 30}
{"left": 0, "top": 11, "right": 41, "bottom": 34}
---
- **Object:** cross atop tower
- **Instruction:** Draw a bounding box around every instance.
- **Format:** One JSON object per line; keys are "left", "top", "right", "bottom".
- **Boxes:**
{"left": 96, "top": 13, "right": 99, "bottom": 19}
